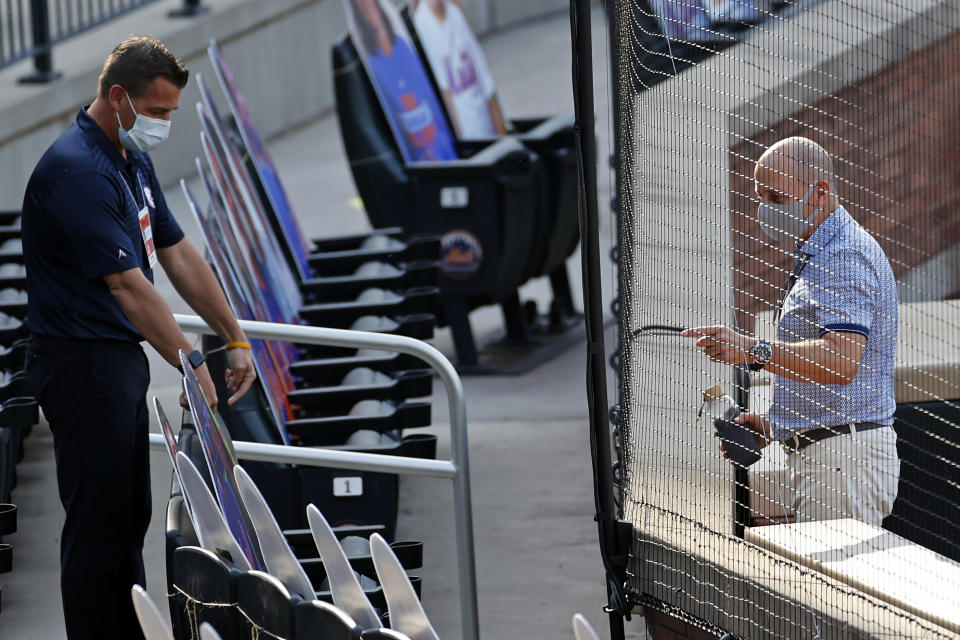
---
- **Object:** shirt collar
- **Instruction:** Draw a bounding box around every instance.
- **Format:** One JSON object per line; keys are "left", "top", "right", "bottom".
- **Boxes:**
{"left": 76, "top": 106, "right": 135, "bottom": 172}
{"left": 795, "top": 205, "right": 848, "bottom": 258}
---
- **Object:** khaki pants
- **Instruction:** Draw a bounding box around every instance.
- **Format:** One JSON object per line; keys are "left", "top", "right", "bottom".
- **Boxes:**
{"left": 786, "top": 426, "right": 900, "bottom": 525}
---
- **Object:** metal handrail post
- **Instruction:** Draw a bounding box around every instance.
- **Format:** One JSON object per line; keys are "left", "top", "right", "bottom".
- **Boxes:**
{"left": 169, "top": 0, "right": 208, "bottom": 17}
{"left": 19, "top": 0, "right": 61, "bottom": 84}
{"left": 171, "top": 314, "right": 480, "bottom": 640}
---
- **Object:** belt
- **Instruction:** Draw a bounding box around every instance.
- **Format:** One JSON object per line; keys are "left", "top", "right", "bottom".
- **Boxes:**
{"left": 781, "top": 422, "right": 887, "bottom": 454}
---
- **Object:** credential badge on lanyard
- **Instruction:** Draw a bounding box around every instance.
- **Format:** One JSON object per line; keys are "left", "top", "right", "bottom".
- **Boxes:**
{"left": 120, "top": 166, "right": 158, "bottom": 269}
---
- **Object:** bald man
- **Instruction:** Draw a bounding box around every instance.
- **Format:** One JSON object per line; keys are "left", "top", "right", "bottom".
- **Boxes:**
{"left": 683, "top": 137, "right": 900, "bottom": 525}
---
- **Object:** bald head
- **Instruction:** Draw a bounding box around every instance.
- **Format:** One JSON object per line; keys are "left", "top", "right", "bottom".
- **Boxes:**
{"left": 753, "top": 137, "right": 840, "bottom": 244}
{"left": 754, "top": 137, "right": 836, "bottom": 202}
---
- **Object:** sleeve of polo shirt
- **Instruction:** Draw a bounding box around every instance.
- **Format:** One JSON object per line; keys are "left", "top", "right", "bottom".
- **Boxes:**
{"left": 141, "top": 156, "right": 184, "bottom": 249}
{"left": 46, "top": 172, "right": 141, "bottom": 279}
{"left": 815, "top": 249, "right": 878, "bottom": 338}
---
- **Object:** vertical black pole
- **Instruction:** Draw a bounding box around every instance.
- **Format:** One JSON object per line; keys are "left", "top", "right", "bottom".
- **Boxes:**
{"left": 569, "top": 1, "right": 628, "bottom": 638}
{"left": 19, "top": 0, "right": 61, "bottom": 84}
{"left": 734, "top": 367, "right": 751, "bottom": 536}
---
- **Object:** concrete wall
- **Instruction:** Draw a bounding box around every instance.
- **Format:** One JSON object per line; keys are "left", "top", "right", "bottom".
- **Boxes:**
{"left": 0, "top": 0, "right": 572, "bottom": 209}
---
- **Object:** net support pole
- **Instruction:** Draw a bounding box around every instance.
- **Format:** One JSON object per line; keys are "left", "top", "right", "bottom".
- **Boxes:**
{"left": 569, "top": 1, "right": 629, "bottom": 637}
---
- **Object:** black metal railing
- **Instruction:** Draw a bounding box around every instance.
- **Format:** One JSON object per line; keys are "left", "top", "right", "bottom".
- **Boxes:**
{"left": 0, "top": 0, "right": 206, "bottom": 83}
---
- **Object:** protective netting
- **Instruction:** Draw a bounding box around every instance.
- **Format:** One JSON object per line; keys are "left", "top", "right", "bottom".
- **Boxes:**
{"left": 612, "top": 1, "right": 960, "bottom": 637}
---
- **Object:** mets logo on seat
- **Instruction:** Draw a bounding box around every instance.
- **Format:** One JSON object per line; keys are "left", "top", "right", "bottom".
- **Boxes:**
{"left": 440, "top": 230, "right": 483, "bottom": 280}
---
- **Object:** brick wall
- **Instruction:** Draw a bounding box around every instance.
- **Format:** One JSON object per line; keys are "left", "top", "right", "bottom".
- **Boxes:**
{"left": 729, "top": 31, "right": 960, "bottom": 332}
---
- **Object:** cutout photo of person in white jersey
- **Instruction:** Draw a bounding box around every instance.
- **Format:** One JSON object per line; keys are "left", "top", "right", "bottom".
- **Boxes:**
{"left": 412, "top": 0, "right": 508, "bottom": 139}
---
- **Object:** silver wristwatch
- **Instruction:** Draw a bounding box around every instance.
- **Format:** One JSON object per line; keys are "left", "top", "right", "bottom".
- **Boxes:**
{"left": 749, "top": 339, "right": 772, "bottom": 371}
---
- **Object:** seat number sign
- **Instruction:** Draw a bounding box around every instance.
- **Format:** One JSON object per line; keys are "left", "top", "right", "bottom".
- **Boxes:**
{"left": 333, "top": 477, "right": 363, "bottom": 497}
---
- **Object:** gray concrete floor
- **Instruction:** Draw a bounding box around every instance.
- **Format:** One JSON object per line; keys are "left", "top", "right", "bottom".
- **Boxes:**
{"left": 0, "top": 6, "right": 644, "bottom": 639}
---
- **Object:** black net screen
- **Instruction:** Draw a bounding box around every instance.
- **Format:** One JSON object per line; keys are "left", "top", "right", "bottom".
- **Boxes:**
{"left": 611, "top": 1, "right": 960, "bottom": 636}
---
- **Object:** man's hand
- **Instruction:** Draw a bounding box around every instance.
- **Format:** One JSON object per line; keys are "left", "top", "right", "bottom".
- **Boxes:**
{"left": 178, "top": 363, "right": 220, "bottom": 412}
{"left": 681, "top": 325, "right": 757, "bottom": 366}
{"left": 717, "top": 412, "right": 772, "bottom": 457}
{"left": 225, "top": 347, "right": 257, "bottom": 406}
{"left": 196, "top": 363, "right": 219, "bottom": 412}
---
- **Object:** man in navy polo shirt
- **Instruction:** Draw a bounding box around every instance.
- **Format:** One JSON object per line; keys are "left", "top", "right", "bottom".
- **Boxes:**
{"left": 683, "top": 137, "right": 900, "bottom": 526}
{"left": 22, "top": 37, "right": 257, "bottom": 639}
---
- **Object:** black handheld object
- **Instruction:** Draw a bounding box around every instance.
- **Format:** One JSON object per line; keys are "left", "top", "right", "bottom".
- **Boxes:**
{"left": 715, "top": 418, "right": 763, "bottom": 467}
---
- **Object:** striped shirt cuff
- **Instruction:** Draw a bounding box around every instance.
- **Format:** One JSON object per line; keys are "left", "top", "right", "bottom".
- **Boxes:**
{"left": 820, "top": 323, "right": 870, "bottom": 338}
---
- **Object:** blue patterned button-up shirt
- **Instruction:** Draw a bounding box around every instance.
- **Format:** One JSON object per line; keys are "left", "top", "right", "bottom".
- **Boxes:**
{"left": 769, "top": 206, "right": 898, "bottom": 441}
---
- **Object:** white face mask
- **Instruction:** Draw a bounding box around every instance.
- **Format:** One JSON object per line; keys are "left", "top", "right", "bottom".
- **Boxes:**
{"left": 757, "top": 182, "right": 819, "bottom": 245}
{"left": 116, "top": 91, "right": 170, "bottom": 153}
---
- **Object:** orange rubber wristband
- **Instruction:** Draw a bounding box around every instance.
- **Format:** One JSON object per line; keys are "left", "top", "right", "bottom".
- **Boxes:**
{"left": 226, "top": 341, "right": 251, "bottom": 350}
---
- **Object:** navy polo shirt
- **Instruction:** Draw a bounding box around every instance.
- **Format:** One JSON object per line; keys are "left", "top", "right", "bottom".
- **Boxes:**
{"left": 22, "top": 106, "right": 184, "bottom": 341}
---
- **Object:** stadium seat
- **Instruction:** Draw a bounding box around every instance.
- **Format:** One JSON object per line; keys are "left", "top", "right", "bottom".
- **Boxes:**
{"left": 171, "top": 546, "right": 244, "bottom": 640}
{"left": 0, "top": 213, "right": 20, "bottom": 228}
{"left": 288, "top": 351, "right": 428, "bottom": 389}
{"left": 235, "top": 570, "right": 298, "bottom": 639}
{"left": 298, "top": 260, "right": 438, "bottom": 302}
{"left": 332, "top": 35, "right": 547, "bottom": 368}
{"left": 286, "top": 368, "right": 433, "bottom": 413}
{"left": 401, "top": 6, "right": 580, "bottom": 308}
{"left": 294, "top": 600, "right": 363, "bottom": 640}
{"left": 296, "top": 287, "right": 439, "bottom": 329}
{"left": 299, "top": 539, "right": 422, "bottom": 586}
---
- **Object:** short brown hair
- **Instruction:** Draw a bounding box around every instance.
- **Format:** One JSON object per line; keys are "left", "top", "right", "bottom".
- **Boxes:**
{"left": 97, "top": 36, "right": 189, "bottom": 99}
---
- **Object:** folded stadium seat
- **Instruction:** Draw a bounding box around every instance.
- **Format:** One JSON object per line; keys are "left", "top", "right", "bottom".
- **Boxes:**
{"left": 0, "top": 428, "right": 15, "bottom": 504}
{"left": 401, "top": 7, "right": 581, "bottom": 321}
{"left": 0, "top": 239, "right": 22, "bottom": 266}
{"left": 0, "top": 340, "right": 26, "bottom": 372}
{"left": 287, "top": 400, "right": 431, "bottom": 443}
{"left": 0, "top": 503, "right": 13, "bottom": 580}
{"left": 299, "top": 260, "right": 438, "bottom": 302}
{"left": 0, "top": 503, "right": 14, "bottom": 539}
{"left": 305, "top": 234, "right": 439, "bottom": 280}
{"left": 0, "top": 213, "right": 19, "bottom": 228}
{"left": 296, "top": 287, "right": 439, "bottom": 329}
{"left": 332, "top": 36, "right": 545, "bottom": 370}
{"left": 0, "top": 289, "right": 27, "bottom": 320}
{"left": 0, "top": 264, "right": 26, "bottom": 291}
{"left": 288, "top": 351, "right": 427, "bottom": 388}
{"left": 0, "top": 313, "right": 28, "bottom": 346}
{"left": 283, "top": 524, "right": 386, "bottom": 559}
{"left": 298, "top": 538, "right": 422, "bottom": 587}
{"left": 236, "top": 570, "right": 298, "bottom": 639}
{"left": 294, "top": 600, "right": 363, "bottom": 640}
{"left": 0, "top": 371, "right": 31, "bottom": 405}
{"left": 294, "top": 316, "right": 435, "bottom": 363}
{"left": 0, "top": 223, "right": 21, "bottom": 247}
{"left": 171, "top": 546, "right": 244, "bottom": 640}
{"left": 0, "top": 399, "right": 38, "bottom": 471}
{"left": 287, "top": 368, "right": 432, "bottom": 413}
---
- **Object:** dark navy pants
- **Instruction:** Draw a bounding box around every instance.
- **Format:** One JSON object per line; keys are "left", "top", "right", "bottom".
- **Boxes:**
{"left": 27, "top": 335, "right": 151, "bottom": 640}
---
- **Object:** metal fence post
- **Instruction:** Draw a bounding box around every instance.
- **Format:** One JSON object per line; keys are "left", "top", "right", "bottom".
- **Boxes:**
{"left": 169, "top": 0, "right": 208, "bottom": 17}
{"left": 18, "top": 0, "right": 61, "bottom": 84}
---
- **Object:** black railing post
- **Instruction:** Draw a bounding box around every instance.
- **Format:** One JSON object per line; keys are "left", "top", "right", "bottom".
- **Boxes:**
{"left": 169, "top": 0, "right": 208, "bottom": 18}
{"left": 18, "top": 0, "right": 62, "bottom": 84}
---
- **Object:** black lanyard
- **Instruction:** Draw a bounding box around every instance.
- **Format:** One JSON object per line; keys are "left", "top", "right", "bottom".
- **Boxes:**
{"left": 774, "top": 253, "right": 812, "bottom": 322}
